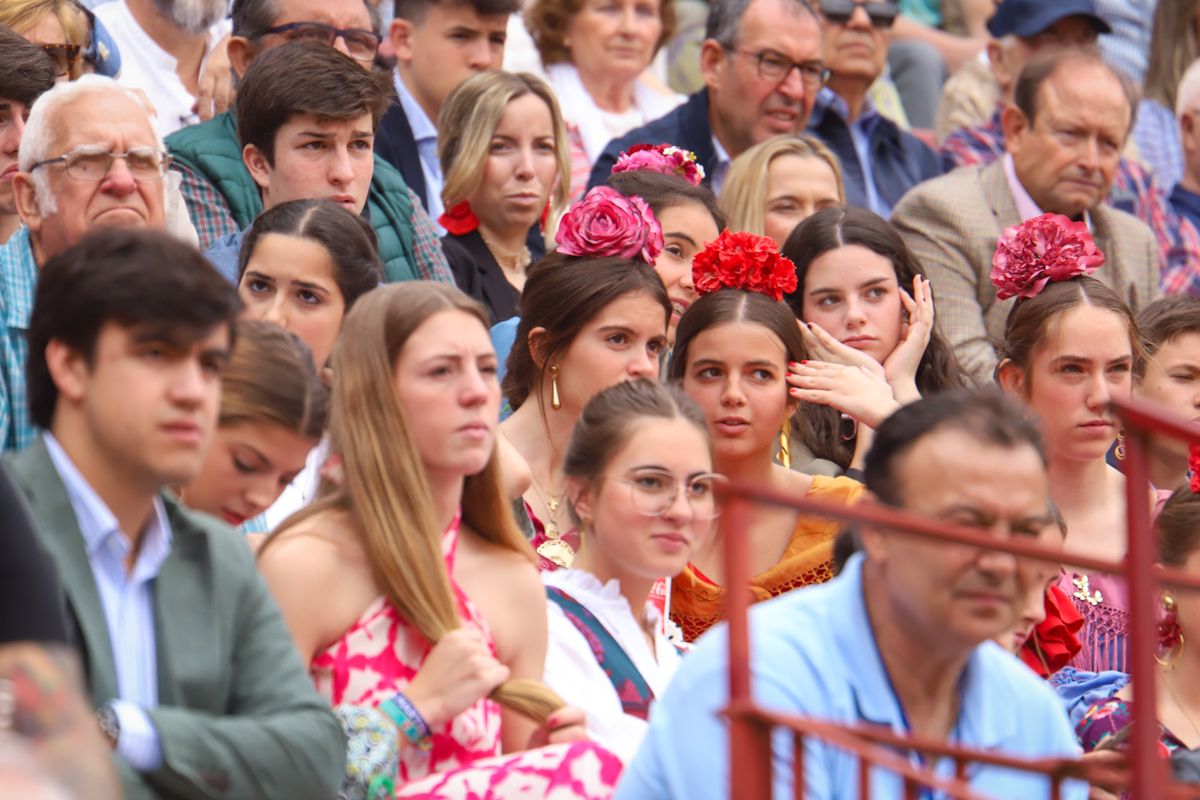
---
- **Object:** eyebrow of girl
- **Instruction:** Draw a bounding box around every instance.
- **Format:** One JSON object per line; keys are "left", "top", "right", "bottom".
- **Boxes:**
{"left": 665, "top": 231, "right": 698, "bottom": 246}
{"left": 808, "top": 276, "right": 891, "bottom": 295}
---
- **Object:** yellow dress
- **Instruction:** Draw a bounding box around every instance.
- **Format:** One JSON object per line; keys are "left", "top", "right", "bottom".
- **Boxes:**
{"left": 670, "top": 475, "right": 864, "bottom": 642}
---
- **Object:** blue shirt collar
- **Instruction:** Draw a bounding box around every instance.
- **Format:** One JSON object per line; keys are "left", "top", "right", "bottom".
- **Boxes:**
{"left": 43, "top": 432, "right": 173, "bottom": 578}
{"left": 393, "top": 70, "right": 438, "bottom": 145}
{"left": 814, "top": 87, "right": 883, "bottom": 133}
{"left": 832, "top": 553, "right": 1017, "bottom": 748}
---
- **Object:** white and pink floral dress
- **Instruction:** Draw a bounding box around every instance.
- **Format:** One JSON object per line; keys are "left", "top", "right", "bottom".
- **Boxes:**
{"left": 311, "top": 518, "right": 622, "bottom": 798}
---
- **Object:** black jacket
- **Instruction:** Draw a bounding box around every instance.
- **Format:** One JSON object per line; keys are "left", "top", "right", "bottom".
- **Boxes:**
{"left": 588, "top": 90, "right": 719, "bottom": 190}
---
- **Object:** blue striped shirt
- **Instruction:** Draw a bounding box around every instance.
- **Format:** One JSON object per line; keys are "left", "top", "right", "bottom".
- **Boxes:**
{"left": 44, "top": 432, "right": 171, "bottom": 770}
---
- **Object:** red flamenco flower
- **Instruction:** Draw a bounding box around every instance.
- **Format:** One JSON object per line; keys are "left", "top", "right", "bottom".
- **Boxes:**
{"left": 438, "top": 200, "right": 480, "bottom": 236}
{"left": 611, "top": 143, "right": 706, "bottom": 186}
{"left": 991, "top": 213, "right": 1105, "bottom": 301}
{"left": 692, "top": 230, "right": 798, "bottom": 302}
{"left": 1189, "top": 442, "right": 1200, "bottom": 494}
{"left": 555, "top": 186, "right": 663, "bottom": 265}
{"left": 1019, "top": 585, "right": 1083, "bottom": 678}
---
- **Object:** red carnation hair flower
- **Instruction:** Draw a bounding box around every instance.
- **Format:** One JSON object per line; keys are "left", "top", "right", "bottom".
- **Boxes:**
{"left": 1190, "top": 442, "right": 1200, "bottom": 494}
{"left": 692, "top": 230, "right": 798, "bottom": 302}
{"left": 991, "top": 213, "right": 1105, "bottom": 301}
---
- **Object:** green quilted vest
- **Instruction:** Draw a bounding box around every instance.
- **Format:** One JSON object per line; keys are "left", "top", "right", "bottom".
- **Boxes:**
{"left": 166, "top": 111, "right": 420, "bottom": 282}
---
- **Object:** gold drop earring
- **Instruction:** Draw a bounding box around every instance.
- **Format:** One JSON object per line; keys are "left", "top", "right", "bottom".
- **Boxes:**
{"left": 549, "top": 364, "right": 561, "bottom": 410}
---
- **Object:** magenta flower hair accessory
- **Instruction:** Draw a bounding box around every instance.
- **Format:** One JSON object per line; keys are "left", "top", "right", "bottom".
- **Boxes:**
{"left": 692, "top": 230, "right": 798, "bottom": 302}
{"left": 990, "top": 213, "right": 1105, "bottom": 301}
{"left": 555, "top": 185, "right": 664, "bottom": 265}
{"left": 611, "top": 143, "right": 706, "bottom": 187}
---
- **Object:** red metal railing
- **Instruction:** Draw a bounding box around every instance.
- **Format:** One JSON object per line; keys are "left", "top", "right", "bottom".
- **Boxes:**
{"left": 721, "top": 396, "right": 1200, "bottom": 799}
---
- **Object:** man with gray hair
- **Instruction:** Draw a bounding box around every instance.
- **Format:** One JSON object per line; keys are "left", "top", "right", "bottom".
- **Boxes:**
{"left": 0, "top": 75, "right": 168, "bottom": 453}
{"left": 1169, "top": 59, "right": 1200, "bottom": 237}
{"left": 95, "top": 0, "right": 233, "bottom": 137}
{"left": 588, "top": 0, "right": 824, "bottom": 192}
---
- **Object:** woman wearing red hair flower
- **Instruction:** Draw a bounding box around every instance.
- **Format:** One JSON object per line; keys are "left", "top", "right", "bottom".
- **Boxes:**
{"left": 663, "top": 230, "right": 865, "bottom": 641}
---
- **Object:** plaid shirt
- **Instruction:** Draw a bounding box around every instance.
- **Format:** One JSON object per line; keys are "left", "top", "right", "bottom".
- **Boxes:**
{"left": 174, "top": 160, "right": 453, "bottom": 284}
{"left": 941, "top": 109, "right": 1200, "bottom": 297}
{"left": 0, "top": 228, "right": 39, "bottom": 453}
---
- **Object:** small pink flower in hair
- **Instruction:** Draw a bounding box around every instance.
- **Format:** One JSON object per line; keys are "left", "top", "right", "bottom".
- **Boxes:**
{"left": 692, "top": 230, "right": 798, "bottom": 302}
{"left": 555, "top": 186, "right": 664, "bottom": 265}
{"left": 611, "top": 143, "right": 706, "bottom": 186}
{"left": 991, "top": 213, "right": 1105, "bottom": 301}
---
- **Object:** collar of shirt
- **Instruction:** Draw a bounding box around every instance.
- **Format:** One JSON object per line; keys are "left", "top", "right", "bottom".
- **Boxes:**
{"left": 815, "top": 86, "right": 884, "bottom": 137}
{"left": 43, "top": 432, "right": 173, "bottom": 580}
{"left": 1002, "top": 153, "right": 1094, "bottom": 231}
{"left": 710, "top": 134, "right": 731, "bottom": 194}
{"left": 394, "top": 71, "right": 439, "bottom": 154}
{"left": 0, "top": 228, "right": 37, "bottom": 332}
{"left": 830, "top": 553, "right": 1017, "bottom": 749}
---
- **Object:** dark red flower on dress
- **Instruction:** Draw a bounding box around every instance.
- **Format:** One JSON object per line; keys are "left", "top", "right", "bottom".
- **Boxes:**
{"left": 1019, "top": 585, "right": 1082, "bottom": 677}
{"left": 611, "top": 143, "right": 706, "bottom": 186}
{"left": 555, "top": 186, "right": 663, "bottom": 265}
{"left": 438, "top": 200, "right": 480, "bottom": 236}
{"left": 692, "top": 230, "right": 798, "bottom": 302}
{"left": 990, "top": 213, "right": 1105, "bottom": 301}
{"left": 1190, "top": 442, "right": 1200, "bottom": 494}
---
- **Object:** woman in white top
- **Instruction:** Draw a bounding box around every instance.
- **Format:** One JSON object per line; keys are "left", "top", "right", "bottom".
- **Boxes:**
{"left": 543, "top": 377, "right": 717, "bottom": 763}
{"left": 525, "top": 0, "right": 684, "bottom": 200}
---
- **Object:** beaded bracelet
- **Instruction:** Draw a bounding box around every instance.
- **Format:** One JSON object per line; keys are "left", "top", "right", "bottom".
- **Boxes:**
{"left": 379, "top": 693, "right": 433, "bottom": 752}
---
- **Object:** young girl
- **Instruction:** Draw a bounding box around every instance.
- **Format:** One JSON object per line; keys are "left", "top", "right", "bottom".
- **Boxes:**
{"left": 543, "top": 379, "right": 715, "bottom": 761}
{"left": 782, "top": 206, "right": 964, "bottom": 472}
{"left": 179, "top": 320, "right": 327, "bottom": 527}
{"left": 995, "top": 214, "right": 1148, "bottom": 674}
{"left": 438, "top": 71, "right": 571, "bottom": 324}
{"left": 257, "top": 282, "right": 620, "bottom": 797}
{"left": 666, "top": 231, "right": 865, "bottom": 640}
{"left": 500, "top": 194, "right": 671, "bottom": 569}
{"left": 237, "top": 199, "right": 384, "bottom": 371}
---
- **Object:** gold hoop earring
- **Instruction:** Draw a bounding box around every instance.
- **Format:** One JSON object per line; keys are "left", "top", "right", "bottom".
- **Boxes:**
{"left": 549, "top": 364, "right": 561, "bottom": 410}
{"left": 777, "top": 417, "right": 791, "bottom": 469}
{"left": 1157, "top": 633, "right": 1185, "bottom": 668}
{"left": 1114, "top": 432, "right": 1126, "bottom": 461}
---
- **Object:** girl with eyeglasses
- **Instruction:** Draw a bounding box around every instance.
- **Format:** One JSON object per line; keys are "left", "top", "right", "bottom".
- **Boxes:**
{"left": 543, "top": 378, "right": 714, "bottom": 762}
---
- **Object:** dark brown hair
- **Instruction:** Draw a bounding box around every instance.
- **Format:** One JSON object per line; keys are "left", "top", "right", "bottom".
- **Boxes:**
{"left": 782, "top": 206, "right": 966, "bottom": 468}
{"left": 997, "top": 276, "right": 1144, "bottom": 384}
{"left": 525, "top": 0, "right": 676, "bottom": 66}
{"left": 668, "top": 289, "right": 805, "bottom": 381}
{"left": 1135, "top": 294, "right": 1200, "bottom": 378}
{"left": 27, "top": 228, "right": 242, "bottom": 429}
{"left": 220, "top": 320, "right": 329, "bottom": 439}
{"left": 502, "top": 252, "right": 671, "bottom": 409}
{"left": 238, "top": 199, "right": 384, "bottom": 311}
{"left": 235, "top": 40, "right": 393, "bottom": 165}
{"left": 0, "top": 24, "right": 55, "bottom": 106}
{"left": 1013, "top": 48, "right": 1136, "bottom": 132}
{"left": 1156, "top": 486, "right": 1200, "bottom": 566}
{"left": 396, "top": 0, "right": 520, "bottom": 23}
{"left": 564, "top": 378, "right": 710, "bottom": 486}
{"left": 606, "top": 170, "right": 727, "bottom": 232}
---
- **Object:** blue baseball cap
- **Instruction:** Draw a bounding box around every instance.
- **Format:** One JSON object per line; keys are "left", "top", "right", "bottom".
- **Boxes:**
{"left": 80, "top": 5, "right": 121, "bottom": 77}
{"left": 986, "top": 0, "right": 1112, "bottom": 39}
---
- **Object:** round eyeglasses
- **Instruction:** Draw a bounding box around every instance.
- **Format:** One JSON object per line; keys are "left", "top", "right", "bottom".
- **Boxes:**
{"left": 607, "top": 470, "right": 723, "bottom": 520}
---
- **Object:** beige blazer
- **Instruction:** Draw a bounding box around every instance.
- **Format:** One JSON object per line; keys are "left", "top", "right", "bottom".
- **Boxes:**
{"left": 891, "top": 159, "right": 1161, "bottom": 383}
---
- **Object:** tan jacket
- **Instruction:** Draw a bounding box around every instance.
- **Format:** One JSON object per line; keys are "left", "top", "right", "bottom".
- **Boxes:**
{"left": 891, "top": 159, "right": 1161, "bottom": 384}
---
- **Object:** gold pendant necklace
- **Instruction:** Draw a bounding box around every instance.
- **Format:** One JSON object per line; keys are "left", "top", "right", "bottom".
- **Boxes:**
{"left": 528, "top": 473, "right": 573, "bottom": 568}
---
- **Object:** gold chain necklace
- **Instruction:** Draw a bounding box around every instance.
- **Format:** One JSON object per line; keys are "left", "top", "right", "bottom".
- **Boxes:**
{"left": 478, "top": 228, "right": 531, "bottom": 274}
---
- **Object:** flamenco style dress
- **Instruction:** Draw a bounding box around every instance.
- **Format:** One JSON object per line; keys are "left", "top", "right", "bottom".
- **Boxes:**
{"left": 311, "top": 515, "right": 622, "bottom": 798}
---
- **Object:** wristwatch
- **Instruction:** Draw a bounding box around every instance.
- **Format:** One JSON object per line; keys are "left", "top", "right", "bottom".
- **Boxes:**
{"left": 97, "top": 702, "right": 120, "bottom": 749}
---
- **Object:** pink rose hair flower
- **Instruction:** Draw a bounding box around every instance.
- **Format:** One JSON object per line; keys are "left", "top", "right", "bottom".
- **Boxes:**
{"left": 692, "top": 230, "right": 798, "bottom": 302}
{"left": 990, "top": 213, "right": 1105, "bottom": 301}
{"left": 555, "top": 186, "right": 664, "bottom": 265}
{"left": 611, "top": 143, "right": 706, "bottom": 187}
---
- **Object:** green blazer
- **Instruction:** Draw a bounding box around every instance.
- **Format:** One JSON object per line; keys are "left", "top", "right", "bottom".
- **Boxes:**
{"left": 6, "top": 438, "right": 345, "bottom": 799}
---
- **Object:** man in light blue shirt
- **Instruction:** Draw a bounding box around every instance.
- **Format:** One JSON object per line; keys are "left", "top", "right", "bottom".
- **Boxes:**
{"left": 617, "top": 390, "right": 1086, "bottom": 799}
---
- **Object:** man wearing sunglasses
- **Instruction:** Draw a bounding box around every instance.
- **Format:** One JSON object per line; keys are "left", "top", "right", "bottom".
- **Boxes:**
{"left": 588, "top": 0, "right": 824, "bottom": 193}
{"left": 165, "top": 0, "right": 454, "bottom": 286}
{"left": 806, "top": 0, "right": 939, "bottom": 218}
{"left": 94, "top": 0, "right": 230, "bottom": 138}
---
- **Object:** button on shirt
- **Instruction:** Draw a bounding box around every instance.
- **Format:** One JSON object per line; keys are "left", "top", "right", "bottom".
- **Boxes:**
{"left": 394, "top": 71, "right": 445, "bottom": 229}
{"left": 44, "top": 433, "right": 171, "bottom": 771}
{"left": 615, "top": 553, "right": 1085, "bottom": 800}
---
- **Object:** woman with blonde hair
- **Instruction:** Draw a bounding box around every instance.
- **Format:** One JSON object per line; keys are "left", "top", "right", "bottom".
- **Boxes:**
{"left": 438, "top": 71, "right": 572, "bottom": 324}
{"left": 258, "top": 282, "right": 620, "bottom": 796}
{"left": 719, "top": 134, "right": 845, "bottom": 250}
{"left": 0, "top": 0, "right": 88, "bottom": 80}
{"left": 179, "top": 320, "right": 328, "bottom": 528}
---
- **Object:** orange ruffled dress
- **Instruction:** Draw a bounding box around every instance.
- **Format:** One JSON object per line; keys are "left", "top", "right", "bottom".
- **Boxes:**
{"left": 670, "top": 475, "right": 864, "bottom": 642}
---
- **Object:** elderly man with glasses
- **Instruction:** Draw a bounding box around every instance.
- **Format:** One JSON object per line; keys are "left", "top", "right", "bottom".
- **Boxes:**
{"left": 0, "top": 75, "right": 171, "bottom": 453}
{"left": 589, "top": 0, "right": 826, "bottom": 193}
{"left": 805, "top": 0, "right": 939, "bottom": 218}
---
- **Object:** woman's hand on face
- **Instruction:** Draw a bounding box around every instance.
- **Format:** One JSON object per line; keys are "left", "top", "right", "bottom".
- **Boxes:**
{"left": 787, "top": 360, "right": 900, "bottom": 429}
{"left": 798, "top": 320, "right": 885, "bottom": 377}
{"left": 405, "top": 628, "right": 511, "bottom": 729}
{"left": 882, "top": 276, "right": 934, "bottom": 404}
{"left": 525, "top": 705, "right": 589, "bottom": 750}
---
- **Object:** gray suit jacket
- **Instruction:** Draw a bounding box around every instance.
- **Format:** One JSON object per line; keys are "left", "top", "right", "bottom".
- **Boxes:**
{"left": 891, "top": 159, "right": 1162, "bottom": 383}
{"left": 7, "top": 438, "right": 345, "bottom": 799}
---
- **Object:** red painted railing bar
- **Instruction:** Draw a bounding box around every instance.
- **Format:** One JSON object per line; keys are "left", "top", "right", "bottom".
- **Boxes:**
{"left": 858, "top": 756, "right": 870, "bottom": 800}
{"left": 1050, "top": 777, "right": 1060, "bottom": 800}
{"left": 1121, "top": 430, "right": 1170, "bottom": 798}
{"left": 794, "top": 734, "right": 805, "bottom": 800}
{"left": 954, "top": 756, "right": 965, "bottom": 783}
